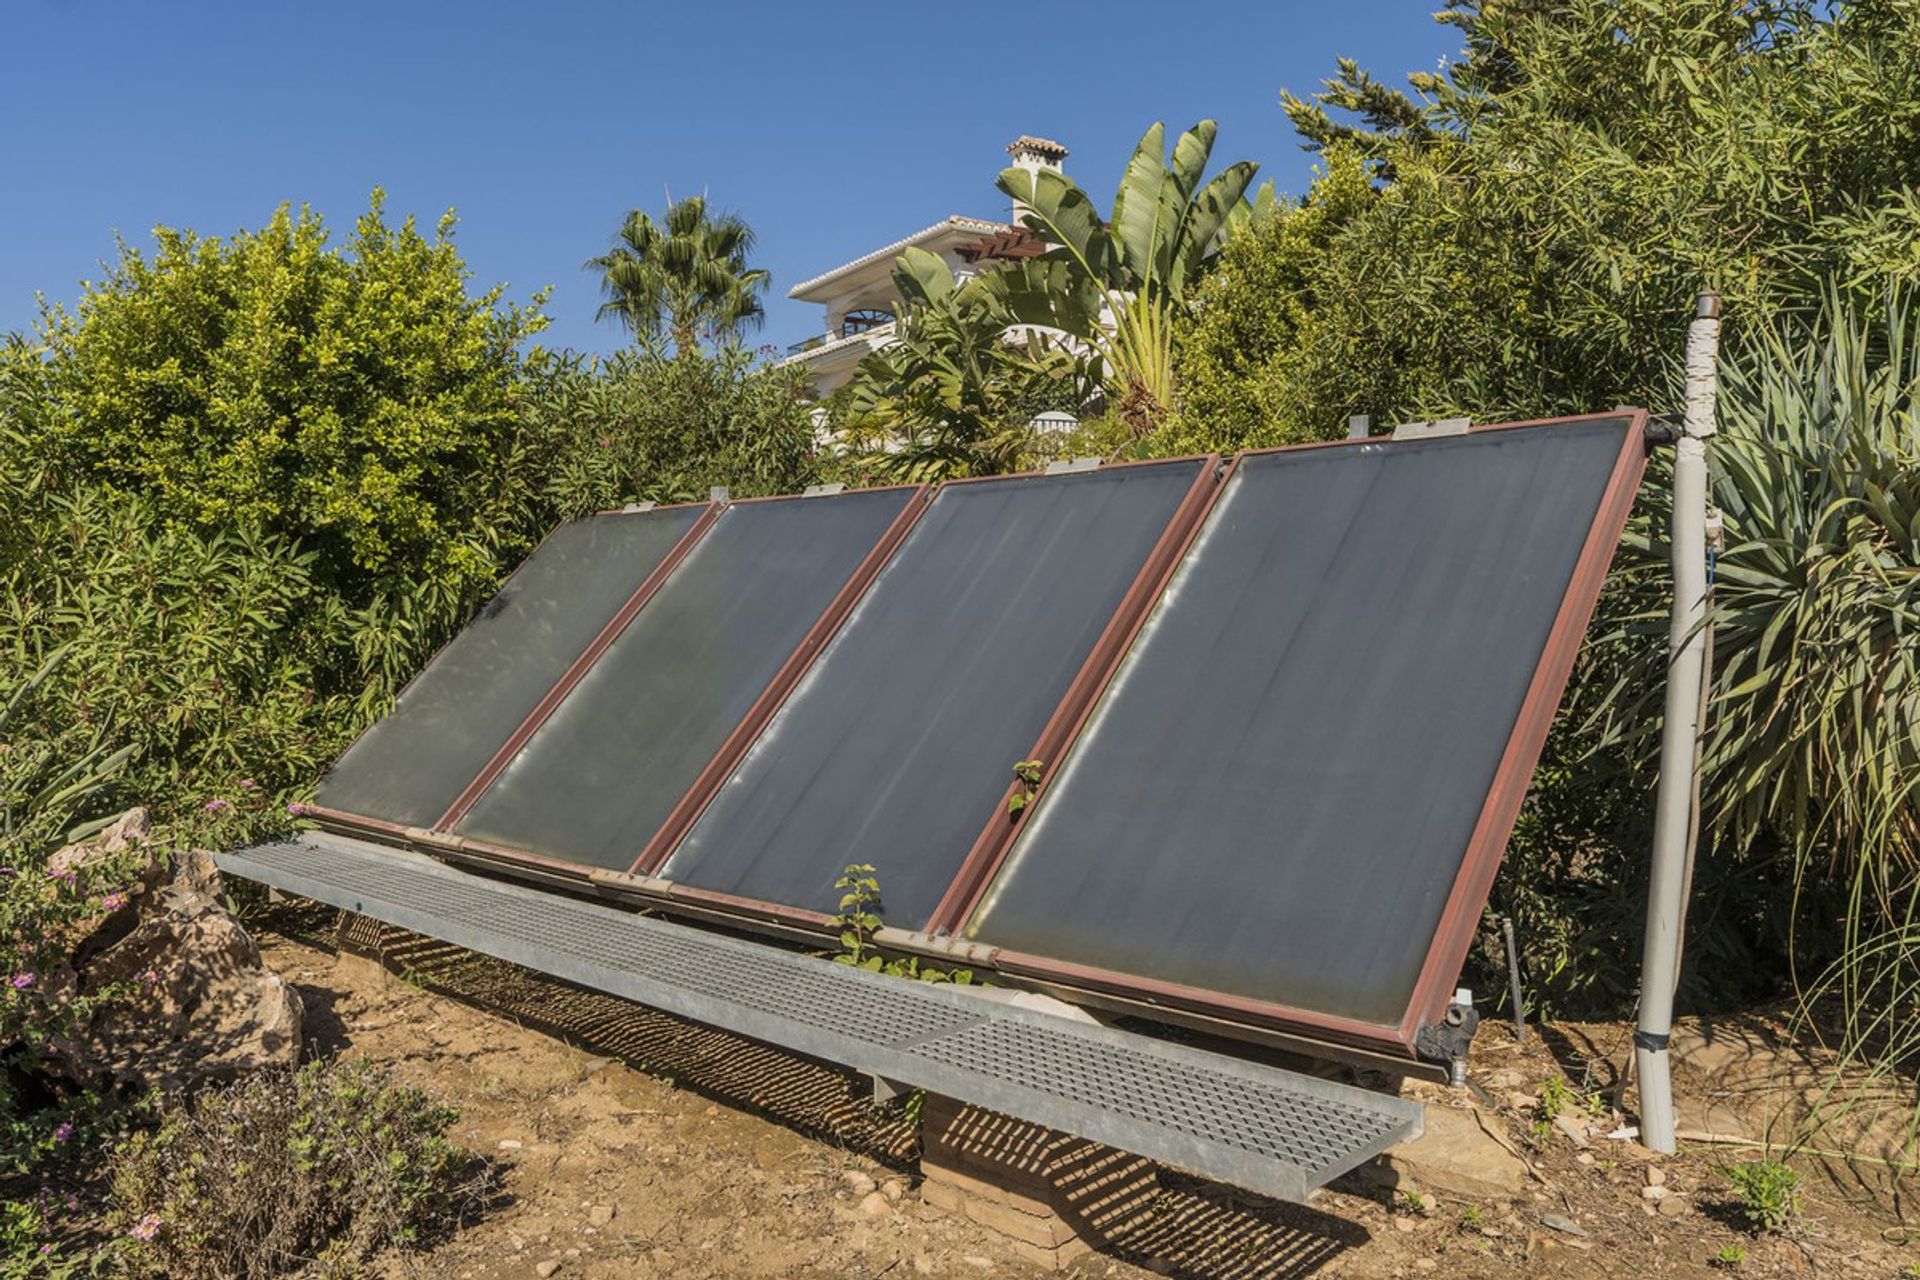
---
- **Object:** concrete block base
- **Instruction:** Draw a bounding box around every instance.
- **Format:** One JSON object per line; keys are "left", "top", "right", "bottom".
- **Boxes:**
{"left": 918, "top": 1093, "right": 1159, "bottom": 1272}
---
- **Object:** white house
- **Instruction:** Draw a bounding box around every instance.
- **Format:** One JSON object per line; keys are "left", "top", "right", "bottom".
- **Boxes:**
{"left": 780, "top": 136, "right": 1068, "bottom": 398}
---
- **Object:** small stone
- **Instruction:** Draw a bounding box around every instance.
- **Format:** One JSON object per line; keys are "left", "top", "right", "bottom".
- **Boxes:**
{"left": 881, "top": 1179, "right": 905, "bottom": 1203}
{"left": 534, "top": 1262, "right": 562, "bottom": 1279}
{"left": 586, "top": 1205, "right": 615, "bottom": 1227}
{"left": 1506, "top": 1091, "right": 1537, "bottom": 1113}
{"left": 1393, "top": 1216, "right": 1418, "bottom": 1233}
{"left": 1657, "top": 1194, "right": 1688, "bottom": 1218}
{"left": 499, "top": 1139, "right": 524, "bottom": 1151}
{"left": 1575, "top": 1152, "right": 1595, "bottom": 1165}
{"left": 912, "top": 1256, "right": 936, "bottom": 1276}
{"left": 1642, "top": 1184, "right": 1668, "bottom": 1202}
{"left": 1414, "top": 1260, "right": 1438, "bottom": 1274}
{"left": 1645, "top": 1165, "right": 1666, "bottom": 1187}
{"left": 842, "top": 1169, "right": 877, "bottom": 1197}
{"left": 1552, "top": 1113, "right": 1592, "bottom": 1149}
{"left": 1541, "top": 1212, "right": 1587, "bottom": 1237}
{"left": 859, "top": 1190, "right": 892, "bottom": 1217}
{"left": 962, "top": 1257, "right": 993, "bottom": 1271}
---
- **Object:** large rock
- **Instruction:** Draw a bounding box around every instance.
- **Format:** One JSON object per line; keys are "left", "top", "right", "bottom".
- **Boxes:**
{"left": 1356, "top": 1102, "right": 1527, "bottom": 1201}
{"left": 47, "top": 817, "right": 303, "bottom": 1093}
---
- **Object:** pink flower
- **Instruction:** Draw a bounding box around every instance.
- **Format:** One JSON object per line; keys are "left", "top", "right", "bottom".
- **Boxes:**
{"left": 132, "top": 1213, "right": 162, "bottom": 1242}
{"left": 202, "top": 798, "right": 233, "bottom": 814}
{"left": 102, "top": 892, "right": 127, "bottom": 912}
{"left": 10, "top": 972, "right": 34, "bottom": 989}
{"left": 286, "top": 802, "right": 307, "bottom": 816}
{"left": 138, "top": 969, "right": 159, "bottom": 986}
{"left": 52, "top": 1122, "right": 71, "bottom": 1143}
{"left": 237, "top": 778, "right": 256, "bottom": 789}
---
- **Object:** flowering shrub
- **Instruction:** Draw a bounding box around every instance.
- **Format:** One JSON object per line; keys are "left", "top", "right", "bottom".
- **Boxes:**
{"left": 109, "top": 1059, "right": 488, "bottom": 1280}
{"left": 0, "top": 649, "right": 144, "bottom": 1179}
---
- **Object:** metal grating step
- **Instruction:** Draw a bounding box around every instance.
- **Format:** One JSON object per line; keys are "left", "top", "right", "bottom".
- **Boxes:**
{"left": 220, "top": 834, "right": 1422, "bottom": 1202}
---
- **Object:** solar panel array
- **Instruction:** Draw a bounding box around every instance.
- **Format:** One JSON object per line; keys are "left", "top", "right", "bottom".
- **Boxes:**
{"left": 307, "top": 416, "right": 1643, "bottom": 1056}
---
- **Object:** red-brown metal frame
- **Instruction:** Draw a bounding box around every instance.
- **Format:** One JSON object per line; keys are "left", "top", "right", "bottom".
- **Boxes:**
{"left": 926, "top": 455, "right": 1225, "bottom": 932}
{"left": 949, "top": 411, "right": 1652, "bottom": 1059}
{"left": 310, "top": 416, "right": 1648, "bottom": 1065}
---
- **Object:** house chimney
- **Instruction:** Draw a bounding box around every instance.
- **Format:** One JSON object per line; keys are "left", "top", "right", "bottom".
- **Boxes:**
{"left": 1006, "top": 135, "right": 1068, "bottom": 224}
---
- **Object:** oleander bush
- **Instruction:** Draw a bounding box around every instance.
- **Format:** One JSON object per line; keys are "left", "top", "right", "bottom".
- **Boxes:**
{"left": 108, "top": 1059, "right": 489, "bottom": 1280}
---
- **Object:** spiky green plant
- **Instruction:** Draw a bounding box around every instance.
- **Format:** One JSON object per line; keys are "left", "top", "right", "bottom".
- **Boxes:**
{"left": 1593, "top": 284, "right": 1920, "bottom": 1139}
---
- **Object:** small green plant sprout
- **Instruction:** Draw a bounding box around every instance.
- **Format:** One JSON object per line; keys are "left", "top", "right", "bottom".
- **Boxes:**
{"left": 1712, "top": 1243, "right": 1747, "bottom": 1269}
{"left": 833, "top": 864, "right": 885, "bottom": 971}
{"left": 1006, "top": 759, "right": 1045, "bottom": 817}
{"left": 1902, "top": 1260, "right": 1920, "bottom": 1279}
{"left": 1725, "top": 1159, "right": 1798, "bottom": 1233}
{"left": 830, "top": 864, "right": 977, "bottom": 986}
{"left": 1458, "top": 1203, "right": 1487, "bottom": 1233}
{"left": 1394, "top": 1188, "right": 1432, "bottom": 1217}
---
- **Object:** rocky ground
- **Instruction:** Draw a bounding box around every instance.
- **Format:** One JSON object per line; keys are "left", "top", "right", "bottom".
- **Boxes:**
{"left": 249, "top": 901, "right": 1919, "bottom": 1280}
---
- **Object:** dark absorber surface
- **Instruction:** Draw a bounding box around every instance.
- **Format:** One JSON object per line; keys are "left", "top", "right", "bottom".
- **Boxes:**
{"left": 456, "top": 487, "right": 917, "bottom": 871}
{"left": 968, "top": 420, "right": 1634, "bottom": 1028}
{"left": 314, "top": 505, "right": 707, "bottom": 830}
{"left": 664, "top": 460, "right": 1207, "bottom": 926}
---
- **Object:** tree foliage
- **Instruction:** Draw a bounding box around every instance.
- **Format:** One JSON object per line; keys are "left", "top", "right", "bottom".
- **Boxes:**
{"left": 515, "top": 342, "right": 822, "bottom": 511}
{"left": 5, "top": 194, "right": 546, "bottom": 611}
{"left": 586, "top": 195, "right": 770, "bottom": 352}
{"left": 1175, "top": 0, "right": 1920, "bottom": 447}
{"left": 830, "top": 248, "right": 1099, "bottom": 482}
{"left": 996, "top": 122, "right": 1267, "bottom": 436}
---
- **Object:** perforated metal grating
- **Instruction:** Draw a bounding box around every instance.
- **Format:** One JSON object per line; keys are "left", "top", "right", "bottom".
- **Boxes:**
{"left": 221, "top": 835, "right": 1422, "bottom": 1202}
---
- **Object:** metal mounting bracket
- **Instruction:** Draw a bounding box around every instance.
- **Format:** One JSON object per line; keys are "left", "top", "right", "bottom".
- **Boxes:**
{"left": 1390, "top": 417, "right": 1471, "bottom": 441}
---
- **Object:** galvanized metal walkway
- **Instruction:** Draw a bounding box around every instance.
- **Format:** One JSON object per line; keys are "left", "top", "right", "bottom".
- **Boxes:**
{"left": 220, "top": 833, "right": 1422, "bottom": 1202}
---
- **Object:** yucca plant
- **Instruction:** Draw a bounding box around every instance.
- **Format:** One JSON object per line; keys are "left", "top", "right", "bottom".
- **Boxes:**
{"left": 1592, "top": 284, "right": 1920, "bottom": 1141}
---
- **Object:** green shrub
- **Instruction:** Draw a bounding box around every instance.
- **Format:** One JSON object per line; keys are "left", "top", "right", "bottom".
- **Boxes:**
{"left": 1725, "top": 1159, "right": 1799, "bottom": 1233}
{"left": 4, "top": 193, "right": 546, "bottom": 606}
{"left": 1173, "top": 0, "right": 1920, "bottom": 434}
{"left": 0, "top": 647, "right": 146, "bottom": 1178}
{"left": 512, "top": 342, "right": 822, "bottom": 513}
{"left": 108, "top": 1058, "right": 488, "bottom": 1280}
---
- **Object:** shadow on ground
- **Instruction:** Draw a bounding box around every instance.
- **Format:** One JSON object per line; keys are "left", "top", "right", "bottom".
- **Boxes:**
{"left": 258, "top": 900, "right": 1370, "bottom": 1279}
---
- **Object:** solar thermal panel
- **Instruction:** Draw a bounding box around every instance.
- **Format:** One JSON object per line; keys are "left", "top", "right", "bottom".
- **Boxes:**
{"left": 965, "top": 418, "right": 1643, "bottom": 1037}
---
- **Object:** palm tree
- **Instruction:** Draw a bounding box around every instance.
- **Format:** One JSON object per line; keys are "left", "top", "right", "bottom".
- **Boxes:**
{"left": 587, "top": 195, "right": 771, "bottom": 352}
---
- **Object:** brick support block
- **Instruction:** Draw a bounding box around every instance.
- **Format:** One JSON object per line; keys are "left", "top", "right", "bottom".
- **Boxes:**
{"left": 918, "top": 1094, "right": 1158, "bottom": 1272}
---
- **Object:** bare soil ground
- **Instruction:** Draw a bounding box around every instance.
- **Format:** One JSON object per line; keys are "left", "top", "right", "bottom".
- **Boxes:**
{"left": 253, "top": 903, "right": 1920, "bottom": 1279}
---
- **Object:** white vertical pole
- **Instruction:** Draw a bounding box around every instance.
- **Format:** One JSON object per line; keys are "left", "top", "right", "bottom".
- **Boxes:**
{"left": 1636, "top": 291, "right": 1719, "bottom": 1154}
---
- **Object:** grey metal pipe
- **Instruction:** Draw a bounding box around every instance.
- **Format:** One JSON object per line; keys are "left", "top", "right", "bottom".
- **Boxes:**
{"left": 1636, "top": 291, "right": 1720, "bottom": 1154}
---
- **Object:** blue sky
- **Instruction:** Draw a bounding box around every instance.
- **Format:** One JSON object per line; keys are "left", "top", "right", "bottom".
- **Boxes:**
{"left": 4, "top": 2, "right": 1458, "bottom": 356}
